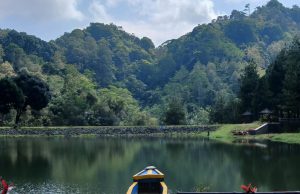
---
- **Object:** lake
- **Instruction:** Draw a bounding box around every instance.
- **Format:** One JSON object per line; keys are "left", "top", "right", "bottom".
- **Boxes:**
{"left": 0, "top": 137, "right": 300, "bottom": 193}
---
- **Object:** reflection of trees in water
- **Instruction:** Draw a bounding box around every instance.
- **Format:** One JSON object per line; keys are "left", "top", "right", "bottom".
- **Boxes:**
{"left": 0, "top": 138, "right": 51, "bottom": 181}
{"left": 47, "top": 138, "right": 142, "bottom": 185}
{"left": 0, "top": 137, "right": 143, "bottom": 192}
{"left": 166, "top": 142, "right": 186, "bottom": 159}
{"left": 127, "top": 139, "right": 300, "bottom": 192}
{"left": 1, "top": 137, "right": 300, "bottom": 193}
{"left": 132, "top": 139, "right": 245, "bottom": 192}
{"left": 237, "top": 142, "right": 300, "bottom": 191}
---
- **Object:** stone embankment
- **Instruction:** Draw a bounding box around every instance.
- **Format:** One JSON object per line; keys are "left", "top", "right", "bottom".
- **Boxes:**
{"left": 0, "top": 125, "right": 217, "bottom": 137}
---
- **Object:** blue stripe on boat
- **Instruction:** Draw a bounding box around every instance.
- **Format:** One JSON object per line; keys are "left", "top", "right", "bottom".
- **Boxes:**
{"left": 140, "top": 171, "right": 148, "bottom": 175}
{"left": 132, "top": 184, "right": 138, "bottom": 194}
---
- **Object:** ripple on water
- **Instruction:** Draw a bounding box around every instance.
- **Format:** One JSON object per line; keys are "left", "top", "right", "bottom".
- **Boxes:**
{"left": 11, "top": 182, "right": 85, "bottom": 194}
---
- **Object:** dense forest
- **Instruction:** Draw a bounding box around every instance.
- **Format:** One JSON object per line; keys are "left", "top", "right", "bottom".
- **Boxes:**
{"left": 0, "top": 0, "right": 300, "bottom": 126}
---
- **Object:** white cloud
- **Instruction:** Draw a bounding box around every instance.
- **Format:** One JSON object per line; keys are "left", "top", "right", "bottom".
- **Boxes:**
{"left": 119, "top": 21, "right": 197, "bottom": 45}
{"left": 127, "top": 0, "right": 217, "bottom": 24}
{"left": 0, "top": 0, "right": 218, "bottom": 45}
{"left": 89, "top": 1, "right": 112, "bottom": 22}
{"left": 89, "top": 0, "right": 218, "bottom": 45}
{"left": 0, "top": 0, "right": 84, "bottom": 22}
{"left": 104, "top": 0, "right": 122, "bottom": 7}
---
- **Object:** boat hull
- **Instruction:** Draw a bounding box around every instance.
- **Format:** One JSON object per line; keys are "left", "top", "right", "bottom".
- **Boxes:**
{"left": 127, "top": 181, "right": 167, "bottom": 194}
{"left": 127, "top": 166, "right": 168, "bottom": 194}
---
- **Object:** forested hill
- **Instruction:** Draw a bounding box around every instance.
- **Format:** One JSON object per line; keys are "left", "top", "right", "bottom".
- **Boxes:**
{"left": 0, "top": 0, "right": 300, "bottom": 126}
{"left": 144, "top": 0, "right": 300, "bottom": 123}
{"left": 55, "top": 0, "right": 300, "bottom": 102}
{"left": 160, "top": 0, "right": 300, "bottom": 69}
{"left": 55, "top": 23, "right": 155, "bottom": 87}
{"left": 0, "top": 24, "right": 157, "bottom": 126}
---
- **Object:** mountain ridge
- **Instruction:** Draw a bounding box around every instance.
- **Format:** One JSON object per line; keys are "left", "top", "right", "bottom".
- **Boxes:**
{"left": 0, "top": 0, "right": 300, "bottom": 125}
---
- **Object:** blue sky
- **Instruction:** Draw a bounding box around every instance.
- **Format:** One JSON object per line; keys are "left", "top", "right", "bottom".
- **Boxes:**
{"left": 0, "top": 0, "right": 298, "bottom": 46}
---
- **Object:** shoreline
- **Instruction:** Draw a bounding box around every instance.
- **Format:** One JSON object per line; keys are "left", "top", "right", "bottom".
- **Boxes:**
{"left": 1, "top": 124, "right": 300, "bottom": 145}
{"left": 0, "top": 125, "right": 217, "bottom": 137}
{"left": 194, "top": 123, "right": 300, "bottom": 145}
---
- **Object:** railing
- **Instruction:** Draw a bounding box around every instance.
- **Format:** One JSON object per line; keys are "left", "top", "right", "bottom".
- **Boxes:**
{"left": 279, "top": 118, "right": 300, "bottom": 122}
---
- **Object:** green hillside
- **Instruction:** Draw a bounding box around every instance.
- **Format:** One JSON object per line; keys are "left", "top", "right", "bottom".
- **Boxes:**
{"left": 0, "top": 0, "right": 300, "bottom": 126}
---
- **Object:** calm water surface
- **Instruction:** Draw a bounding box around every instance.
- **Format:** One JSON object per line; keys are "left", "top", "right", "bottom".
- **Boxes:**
{"left": 0, "top": 137, "right": 300, "bottom": 193}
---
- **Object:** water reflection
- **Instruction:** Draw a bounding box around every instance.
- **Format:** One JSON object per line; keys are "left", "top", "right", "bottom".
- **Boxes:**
{"left": 0, "top": 137, "right": 299, "bottom": 193}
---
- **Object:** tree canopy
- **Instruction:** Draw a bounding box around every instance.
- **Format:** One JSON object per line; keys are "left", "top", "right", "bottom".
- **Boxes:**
{"left": 0, "top": 73, "right": 51, "bottom": 124}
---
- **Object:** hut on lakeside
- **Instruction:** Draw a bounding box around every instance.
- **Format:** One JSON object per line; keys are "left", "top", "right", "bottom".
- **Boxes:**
{"left": 241, "top": 111, "right": 253, "bottom": 123}
{"left": 259, "top": 108, "right": 273, "bottom": 122}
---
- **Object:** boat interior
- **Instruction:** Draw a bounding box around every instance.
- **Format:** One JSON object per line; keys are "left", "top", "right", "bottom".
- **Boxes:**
{"left": 138, "top": 181, "right": 162, "bottom": 194}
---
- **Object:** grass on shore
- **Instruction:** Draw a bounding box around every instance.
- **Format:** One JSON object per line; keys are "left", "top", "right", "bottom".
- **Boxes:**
{"left": 206, "top": 123, "right": 260, "bottom": 142}
{"left": 253, "top": 133, "right": 300, "bottom": 144}
{"left": 205, "top": 122, "right": 300, "bottom": 145}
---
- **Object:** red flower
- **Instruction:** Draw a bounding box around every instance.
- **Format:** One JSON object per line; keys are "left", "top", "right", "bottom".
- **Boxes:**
{"left": 241, "top": 184, "right": 257, "bottom": 193}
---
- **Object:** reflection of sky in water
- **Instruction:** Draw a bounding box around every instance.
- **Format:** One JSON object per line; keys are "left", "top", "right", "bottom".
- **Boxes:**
{"left": 0, "top": 137, "right": 300, "bottom": 193}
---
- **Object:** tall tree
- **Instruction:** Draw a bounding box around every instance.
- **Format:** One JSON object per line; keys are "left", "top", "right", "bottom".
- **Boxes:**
{"left": 0, "top": 78, "right": 24, "bottom": 116}
{"left": 164, "top": 97, "right": 186, "bottom": 125}
{"left": 282, "top": 39, "right": 300, "bottom": 117}
{"left": 49, "top": 65, "right": 96, "bottom": 125}
{"left": 252, "top": 76, "right": 272, "bottom": 113}
{"left": 239, "top": 61, "right": 259, "bottom": 116}
{"left": 95, "top": 40, "right": 115, "bottom": 86}
{"left": 266, "top": 38, "right": 300, "bottom": 116}
{"left": 244, "top": 4, "right": 251, "bottom": 16}
{"left": 14, "top": 73, "right": 51, "bottom": 124}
